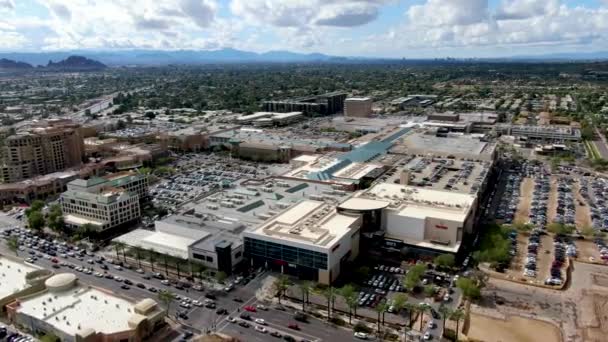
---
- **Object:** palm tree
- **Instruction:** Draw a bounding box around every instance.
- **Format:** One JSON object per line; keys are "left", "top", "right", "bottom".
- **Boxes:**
{"left": 147, "top": 248, "right": 157, "bottom": 272}
{"left": 438, "top": 305, "right": 453, "bottom": 335}
{"left": 175, "top": 258, "right": 182, "bottom": 278}
{"left": 162, "top": 254, "right": 169, "bottom": 276}
{"left": 297, "top": 281, "right": 313, "bottom": 312}
{"left": 392, "top": 293, "right": 408, "bottom": 316}
{"left": 340, "top": 284, "right": 357, "bottom": 324}
{"left": 7, "top": 236, "right": 19, "bottom": 256}
{"left": 404, "top": 302, "right": 416, "bottom": 328}
{"left": 374, "top": 301, "right": 389, "bottom": 335}
{"left": 132, "top": 246, "right": 144, "bottom": 269}
{"left": 450, "top": 308, "right": 465, "bottom": 342}
{"left": 112, "top": 241, "right": 127, "bottom": 262}
{"left": 158, "top": 290, "right": 174, "bottom": 317}
{"left": 273, "top": 275, "right": 290, "bottom": 304}
{"left": 418, "top": 304, "right": 429, "bottom": 332}
{"left": 321, "top": 287, "right": 337, "bottom": 320}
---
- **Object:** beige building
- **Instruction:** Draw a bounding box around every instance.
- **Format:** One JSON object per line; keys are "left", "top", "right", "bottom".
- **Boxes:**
{"left": 60, "top": 178, "right": 141, "bottom": 232}
{"left": 0, "top": 124, "right": 85, "bottom": 183}
{"left": 344, "top": 97, "right": 373, "bottom": 118}
{"left": 7, "top": 273, "right": 165, "bottom": 342}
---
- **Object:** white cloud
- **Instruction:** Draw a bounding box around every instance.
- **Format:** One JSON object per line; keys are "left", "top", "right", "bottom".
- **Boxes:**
{"left": 407, "top": 0, "right": 489, "bottom": 27}
{"left": 0, "top": 0, "right": 14, "bottom": 10}
{"left": 179, "top": 0, "right": 217, "bottom": 28}
{"left": 0, "top": 30, "right": 25, "bottom": 48}
{"left": 495, "top": 0, "right": 559, "bottom": 20}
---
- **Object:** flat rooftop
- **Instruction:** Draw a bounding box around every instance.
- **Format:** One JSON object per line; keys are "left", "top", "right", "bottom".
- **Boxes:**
{"left": 113, "top": 229, "right": 203, "bottom": 259}
{"left": 247, "top": 200, "right": 360, "bottom": 248}
{"left": 390, "top": 130, "right": 496, "bottom": 160}
{"left": 17, "top": 278, "right": 137, "bottom": 336}
{"left": 188, "top": 178, "right": 343, "bottom": 229}
{"left": 211, "top": 128, "right": 339, "bottom": 149}
{"left": 385, "top": 157, "right": 491, "bottom": 195}
{"left": 344, "top": 182, "right": 476, "bottom": 222}
{"left": 0, "top": 256, "right": 38, "bottom": 299}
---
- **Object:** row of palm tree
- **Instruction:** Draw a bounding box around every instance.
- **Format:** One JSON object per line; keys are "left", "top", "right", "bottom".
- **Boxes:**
{"left": 275, "top": 276, "right": 466, "bottom": 340}
{"left": 110, "top": 241, "right": 209, "bottom": 281}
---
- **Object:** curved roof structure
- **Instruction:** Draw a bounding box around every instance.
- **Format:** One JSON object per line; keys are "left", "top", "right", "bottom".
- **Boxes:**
{"left": 45, "top": 273, "right": 77, "bottom": 292}
{"left": 338, "top": 197, "right": 390, "bottom": 211}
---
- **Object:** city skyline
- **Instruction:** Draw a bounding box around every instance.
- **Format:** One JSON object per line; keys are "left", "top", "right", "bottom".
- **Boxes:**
{"left": 0, "top": 0, "right": 607, "bottom": 58}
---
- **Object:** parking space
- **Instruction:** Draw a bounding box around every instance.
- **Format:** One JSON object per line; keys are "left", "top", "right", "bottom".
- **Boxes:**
{"left": 358, "top": 265, "right": 407, "bottom": 309}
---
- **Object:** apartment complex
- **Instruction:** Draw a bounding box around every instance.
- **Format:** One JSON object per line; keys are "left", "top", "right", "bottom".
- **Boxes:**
{"left": 60, "top": 177, "right": 141, "bottom": 232}
{"left": 0, "top": 125, "right": 85, "bottom": 183}
{"left": 344, "top": 97, "right": 373, "bottom": 117}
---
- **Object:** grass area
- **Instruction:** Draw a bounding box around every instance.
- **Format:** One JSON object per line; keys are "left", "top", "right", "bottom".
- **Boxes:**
{"left": 585, "top": 140, "right": 601, "bottom": 160}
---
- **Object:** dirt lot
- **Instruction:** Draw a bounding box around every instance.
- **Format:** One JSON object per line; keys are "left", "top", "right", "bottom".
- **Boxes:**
{"left": 573, "top": 182, "right": 592, "bottom": 228}
{"left": 579, "top": 289, "right": 608, "bottom": 341}
{"left": 547, "top": 176, "right": 559, "bottom": 224}
{"left": 515, "top": 177, "right": 534, "bottom": 224}
{"left": 576, "top": 239, "right": 604, "bottom": 264}
{"left": 467, "top": 313, "right": 561, "bottom": 342}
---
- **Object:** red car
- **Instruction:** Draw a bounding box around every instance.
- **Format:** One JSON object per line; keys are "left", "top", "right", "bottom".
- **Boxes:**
{"left": 243, "top": 306, "right": 257, "bottom": 312}
{"left": 288, "top": 323, "right": 299, "bottom": 330}
{"left": 51, "top": 258, "right": 59, "bottom": 263}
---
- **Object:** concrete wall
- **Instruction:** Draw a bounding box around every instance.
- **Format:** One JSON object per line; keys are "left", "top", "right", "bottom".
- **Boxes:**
{"left": 385, "top": 212, "right": 425, "bottom": 241}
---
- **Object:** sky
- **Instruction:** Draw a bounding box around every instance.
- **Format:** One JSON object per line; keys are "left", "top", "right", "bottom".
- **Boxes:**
{"left": 1, "top": 0, "right": 608, "bottom": 58}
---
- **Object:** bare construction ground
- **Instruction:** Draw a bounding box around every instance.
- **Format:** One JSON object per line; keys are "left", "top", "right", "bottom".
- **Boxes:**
{"left": 573, "top": 181, "right": 592, "bottom": 229}
{"left": 467, "top": 313, "right": 561, "bottom": 342}
{"left": 547, "top": 176, "right": 559, "bottom": 224}
{"left": 515, "top": 177, "right": 534, "bottom": 224}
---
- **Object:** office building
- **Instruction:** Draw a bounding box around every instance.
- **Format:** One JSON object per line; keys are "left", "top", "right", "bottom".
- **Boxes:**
{"left": 344, "top": 97, "right": 373, "bottom": 118}
{"left": 244, "top": 200, "right": 362, "bottom": 284}
{"left": 60, "top": 178, "right": 141, "bottom": 232}
{"left": 262, "top": 91, "right": 347, "bottom": 116}
{"left": 0, "top": 124, "right": 85, "bottom": 183}
{"left": 103, "top": 171, "right": 150, "bottom": 202}
{"left": 6, "top": 273, "right": 165, "bottom": 342}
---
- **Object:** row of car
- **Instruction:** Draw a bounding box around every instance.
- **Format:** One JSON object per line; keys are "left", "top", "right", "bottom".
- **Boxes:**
{"left": 495, "top": 173, "right": 522, "bottom": 223}
{"left": 529, "top": 176, "right": 549, "bottom": 226}
{"left": 545, "top": 235, "right": 568, "bottom": 286}
{"left": 554, "top": 179, "right": 575, "bottom": 226}
{"left": 584, "top": 178, "right": 608, "bottom": 231}
{"left": 523, "top": 230, "right": 542, "bottom": 278}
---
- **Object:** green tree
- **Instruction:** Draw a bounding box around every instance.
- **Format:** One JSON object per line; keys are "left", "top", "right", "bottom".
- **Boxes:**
{"left": 28, "top": 211, "right": 45, "bottom": 231}
{"left": 340, "top": 284, "right": 358, "bottom": 324}
{"left": 321, "top": 286, "right": 337, "bottom": 320}
{"left": 581, "top": 226, "right": 596, "bottom": 237}
{"left": 450, "top": 308, "right": 465, "bottom": 341}
{"left": 273, "top": 275, "right": 290, "bottom": 304}
{"left": 7, "top": 236, "right": 19, "bottom": 256}
{"left": 297, "top": 281, "right": 313, "bottom": 312}
{"left": 547, "top": 222, "right": 575, "bottom": 235}
{"left": 147, "top": 248, "right": 157, "bottom": 272}
{"left": 404, "top": 302, "right": 416, "bottom": 328}
{"left": 39, "top": 333, "right": 59, "bottom": 342}
{"left": 215, "top": 271, "right": 227, "bottom": 283}
{"left": 392, "top": 293, "right": 408, "bottom": 316}
{"left": 158, "top": 290, "right": 174, "bottom": 317}
{"left": 403, "top": 264, "right": 426, "bottom": 291}
{"left": 112, "top": 241, "right": 127, "bottom": 262}
{"left": 131, "top": 245, "right": 144, "bottom": 269}
{"left": 375, "top": 301, "right": 389, "bottom": 334}
{"left": 434, "top": 254, "right": 455, "bottom": 268}
{"left": 418, "top": 304, "right": 430, "bottom": 331}
{"left": 456, "top": 278, "right": 481, "bottom": 300}
{"left": 438, "top": 305, "right": 453, "bottom": 334}
{"left": 423, "top": 285, "right": 437, "bottom": 298}
{"left": 47, "top": 204, "right": 64, "bottom": 233}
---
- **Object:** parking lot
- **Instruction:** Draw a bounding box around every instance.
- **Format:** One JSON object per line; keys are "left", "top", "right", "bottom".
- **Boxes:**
{"left": 151, "top": 154, "right": 290, "bottom": 208}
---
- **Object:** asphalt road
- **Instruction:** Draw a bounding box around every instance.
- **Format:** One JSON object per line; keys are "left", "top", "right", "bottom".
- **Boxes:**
{"left": 1, "top": 234, "right": 361, "bottom": 342}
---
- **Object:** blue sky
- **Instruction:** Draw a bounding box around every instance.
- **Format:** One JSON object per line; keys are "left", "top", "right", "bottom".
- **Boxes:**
{"left": 1, "top": 0, "right": 608, "bottom": 57}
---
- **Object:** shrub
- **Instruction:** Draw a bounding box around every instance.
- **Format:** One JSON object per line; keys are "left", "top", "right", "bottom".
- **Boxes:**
{"left": 354, "top": 322, "right": 373, "bottom": 333}
{"left": 330, "top": 317, "right": 346, "bottom": 326}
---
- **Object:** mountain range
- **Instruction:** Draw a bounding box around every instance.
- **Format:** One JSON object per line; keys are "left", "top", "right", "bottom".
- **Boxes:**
{"left": 0, "top": 48, "right": 608, "bottom": 68}
{"left": 0, "top": 55, "right": 107, "bottom": 71}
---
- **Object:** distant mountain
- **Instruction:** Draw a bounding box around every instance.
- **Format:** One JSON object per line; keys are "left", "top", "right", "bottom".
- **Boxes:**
{"left": 0, "top": 49, "right": 336, "bottom": 66}
{"left": 505, "top": 51, "right": 608, "bottom": 61}
{"left": 46, "top": 55, "right": 107, "bottom": 70}
{"left": 0, "top": 58, "right": 33, "bottom": 69}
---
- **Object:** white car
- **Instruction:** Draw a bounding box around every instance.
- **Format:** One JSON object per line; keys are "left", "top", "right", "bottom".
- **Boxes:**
{"left": 423, "top": 332, "right": 432, "bottom": 340}
{"left": 254, "top": 318, "right": 266, "bottom": 325}
{"left": 254, "top": 326, "right": 267, "bottom": 333}
{"left": 114, "top": 265, "right": 122, "bottom": 271}
{"left": 136, "top": 268, "right": 145, "bottom": 274}
{"left": 227, "top": 316, "right": 237, "bottom": 323}
{"left": 161, "top": 279, "right": 170, "bottom": 285}
{"left": 354, "top": 332, "right": 368, "bottom": 339}
{"left": 427, "top": 321, "right": 436, "bottom": 329}
{"left": 192, "top": 300, "right": 203, "bottom": 307}
{"left": 256, "top": 304, "right": 268, "bottom": 311}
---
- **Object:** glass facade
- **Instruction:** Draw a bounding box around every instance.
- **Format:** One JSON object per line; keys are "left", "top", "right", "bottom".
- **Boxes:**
{"left": 244, "top": 237, "right": 328, "bottom": 270}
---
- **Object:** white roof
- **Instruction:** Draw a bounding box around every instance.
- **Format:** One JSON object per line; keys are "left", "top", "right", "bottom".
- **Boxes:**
{"left": 339, "top": 197, "right": 390, "bottom": 211}
{"left": 113, "top": 229, "right": 201, "bottom": 259}
{"left": 16, "top": 282, "right": 136, "bottom": 336}
{"left": 64, "top": 214, "right": 105, "bottom": 226}
{"left": 0, "top": 257, "right": 38, "bottom": 299}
